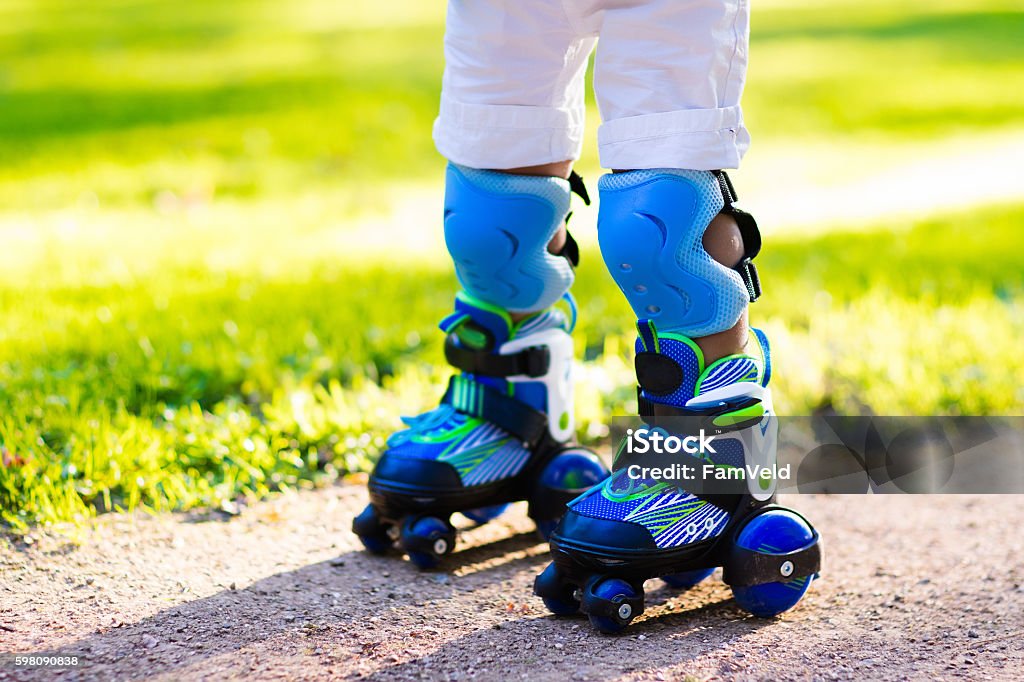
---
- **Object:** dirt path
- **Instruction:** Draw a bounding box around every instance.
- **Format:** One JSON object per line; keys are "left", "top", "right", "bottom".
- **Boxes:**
{"left": 2, "top": 488, "right": 1022, "bottom": 681}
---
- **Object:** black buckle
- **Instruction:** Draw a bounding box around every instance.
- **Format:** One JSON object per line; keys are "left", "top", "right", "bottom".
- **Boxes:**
{"left": 521, "top": 345, "right": 551, "bottom": 377}
{"left": 558, "top": 230, "right": 580, "bottom": 268}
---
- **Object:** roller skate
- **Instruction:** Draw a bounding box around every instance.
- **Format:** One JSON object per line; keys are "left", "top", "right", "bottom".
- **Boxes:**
{"left": 353, "top": 292, "right": 609, "bottom": 568}
{"left": 535, "top": 321, "right": 821, "bottom": 632}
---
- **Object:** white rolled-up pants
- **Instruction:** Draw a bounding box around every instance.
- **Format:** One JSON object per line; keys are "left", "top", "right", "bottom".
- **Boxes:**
{"left": 433, "top": 0, "right": 751, "bottom": 171}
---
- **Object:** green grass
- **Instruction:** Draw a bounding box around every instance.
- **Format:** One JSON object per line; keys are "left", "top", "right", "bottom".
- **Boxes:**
{"left": 1, "top": 0, "right": 1023, "bottom": 530}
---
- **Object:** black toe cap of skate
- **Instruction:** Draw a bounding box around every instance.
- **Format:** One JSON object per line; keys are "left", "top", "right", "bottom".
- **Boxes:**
{"left": 555, "top": 509, "right": 659, "bottom": 552}
{"left": 371, "top": 452, "right": 463, "bottom": 491}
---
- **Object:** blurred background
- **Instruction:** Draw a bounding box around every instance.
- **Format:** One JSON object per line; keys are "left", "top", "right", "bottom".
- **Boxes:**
{"left": 1, "top": 0, "right": 1022, "bottom": 530}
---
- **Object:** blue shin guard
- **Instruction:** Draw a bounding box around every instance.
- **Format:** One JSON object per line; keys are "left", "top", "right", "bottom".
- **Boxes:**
{"left": 597, "top": 169, "right": 761, "bottom": 338}
{"left": 444, "top": 163, "right": 579, "bottom": 313}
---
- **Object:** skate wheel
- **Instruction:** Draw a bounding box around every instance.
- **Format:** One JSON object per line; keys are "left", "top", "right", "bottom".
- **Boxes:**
{"left": 400, "top": 516, "right": 455, "bottom": 570}
{"left": 662, "top": 568, "right": 714, "bottom": 589}
{"left": 539, "top": 448, "right": 609, "bottom": 493}
{"left": 352, "top": 504, "right": 393, "bottom": 555}
{"left": 530, "top": 448, "right": 609, "bottom": 539}
{"left": 461, "top": 504, "right": 510, "bottom": 525}
{"left": 586, "top": 578, "right": 640, "bottom": 634}
{"left": 534, "top": 562, "right": 579, "bottom": 616}
{"left": 731, "top": 509, "right": 816, "bottom": 617}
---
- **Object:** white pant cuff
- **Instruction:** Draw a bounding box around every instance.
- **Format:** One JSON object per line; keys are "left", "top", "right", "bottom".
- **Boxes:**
{"left": 433, "top": 96, "right": 584, "bottom": 169}
{"left": 598, "top": 106, "right": 750, "bottom": 170}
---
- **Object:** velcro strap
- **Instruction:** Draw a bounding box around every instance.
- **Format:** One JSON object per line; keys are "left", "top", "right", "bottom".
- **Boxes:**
{"left": 637, "top": 387, "right": 764, "bottom": 434}
{"left": 568, "top": 171, "right": 591, "bottom": 205}
{"left": 442, "top": 375, "right": 549, "bottom": 447}
{"left": 444, "top": 336, "right": 550, "bottom": 378}
{"left": 737, "top": 258, "right": 761, "bottom": 303}
{"left": 558, "top": 229, "right": 580, "bottom": 268}
{"left": 714, "top": 171, "right": 762, "bottom": 303}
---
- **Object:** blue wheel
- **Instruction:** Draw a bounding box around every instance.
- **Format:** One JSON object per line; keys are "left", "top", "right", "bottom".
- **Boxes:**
{"left": 534, "top": 562, "right": 579, "bottom": 616}
{"left": 532, "top": 448, "right": 609, "bottom": 538}
{"left": 731, "top": 509, "right": 817, "bottom": 617}
{"left": 352, "top": 504, "right": 393, "bottom": 555}
{"left": 400, "top": 516, "right": 455, "bottom": 570}
{"left": 461, "top": 504, "right": 510, "bottom": 525}
{"left": 539, "top": 449, "right": 609, "bottom": 493}
{"left": 662, "top": 568, "right": 714, "bottom": 589}
{"left": 407, "top": 550, "right": 441, "bottom": 570}
{"left": 587, "top": 578, "right": 640, "bottom": 634}
{"left": 359, "top": 534, "right": 393, "bottom": 554}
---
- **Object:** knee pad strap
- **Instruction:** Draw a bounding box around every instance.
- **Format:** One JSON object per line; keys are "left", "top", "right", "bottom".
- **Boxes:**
{"left": 443, "top": 163, "right": 578, "bottom": 313}
{"left": 597, "top": 169, "right": 761, "bottom": 337}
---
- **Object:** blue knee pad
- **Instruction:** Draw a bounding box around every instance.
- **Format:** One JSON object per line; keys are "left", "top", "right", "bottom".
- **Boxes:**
{"left": 444, "top": 164, "right": 575, "bottom": 313}
{"left": 597, "top": 169, "right": 761, "bottom": 337}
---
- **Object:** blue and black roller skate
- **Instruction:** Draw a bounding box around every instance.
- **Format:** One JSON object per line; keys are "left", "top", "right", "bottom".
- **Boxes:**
{"left": 534, "top": 321, "right": 821, "bottom": 632}
{"left": 353, "top": 293, "right": 609, "bottom": 569}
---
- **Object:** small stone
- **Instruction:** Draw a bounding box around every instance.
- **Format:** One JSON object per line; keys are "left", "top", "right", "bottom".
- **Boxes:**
{"left": 968, "top": 630, "right": 980, "bottom": 638}
{"left": 141, "top": 634, "right": 159, "bottom": 649}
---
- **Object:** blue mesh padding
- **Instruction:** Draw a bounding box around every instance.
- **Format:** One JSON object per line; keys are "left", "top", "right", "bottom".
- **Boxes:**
{"left": 598, "top": 169, "right": 748, "bottom": 337}
{"left": 708, "top": 437, "right": 745, "bottom": 468}
{"left": 571, "top": 471, "right": 651, "bottom": 521}
{"left": 445, "top": 164, "right": 573, "bottom": 313}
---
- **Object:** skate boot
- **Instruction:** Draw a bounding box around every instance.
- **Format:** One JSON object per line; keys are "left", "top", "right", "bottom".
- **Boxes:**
{"left": 353, "top": 292, "right": 609, "bottom": 568}
{"left": 535, "top": 322, "right": 821, "bottom": 632}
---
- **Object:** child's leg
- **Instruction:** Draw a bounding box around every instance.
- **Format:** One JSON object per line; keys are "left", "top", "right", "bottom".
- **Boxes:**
{"left": 534, "top": 0, "right": 820, "bottom": 632}
{"left": 354, "top": 0, "right": 608, "bottom": 566}
{"left": 591, "top": 0, "right": 757, "bottom": 364}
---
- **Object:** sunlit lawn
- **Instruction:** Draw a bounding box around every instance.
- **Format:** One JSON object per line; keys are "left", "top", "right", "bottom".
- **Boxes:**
{"left": 1, "top": 0, "right": 1022, "bottom": 530}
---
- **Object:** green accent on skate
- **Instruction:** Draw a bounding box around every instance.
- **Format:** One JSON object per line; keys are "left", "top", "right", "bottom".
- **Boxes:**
{"left": 509, "top": 312, "right": 542, "bottom": 339}
{"left": 439, "top": 313, "right": 469, "bottom": 334}
{"left": 645, "top": 500, "right": 709, "bottom": 538}
{"left": 600, "top": 469, "right": 671, "bottom": 502}
{"left": 411, "top": 419, "right": 476, "bottom": 445}
{"left": 759, "top": 475, "right": 772, "bottom": 491}
{"left": 456, "top": 291, "right": 513, "bottom": 331}
{"left": 455, "top": 325, "right": 489, "bottom": 351}
{"left": 697, "top": 353, "right": 762, "bottom": 396}
{"left": 559, "top": 411, "right": 569, "bottom": 430}
{"left": 711, "top": 402, "right": 766, "bottom": 428}
{"left": 782, "top": 576, "right": 811, "bottom": 592}
{"left": 449, "top": 375, "right": 486, "bottom": 417}
{"left": 440, "top": 437, "right": 510, "bottom": 476}
{"left": 747, "top": 330, "right": 771, "bottom": 388}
